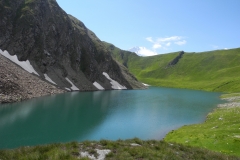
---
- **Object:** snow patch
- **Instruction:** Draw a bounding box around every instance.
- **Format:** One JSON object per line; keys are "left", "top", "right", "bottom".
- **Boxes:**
{"left": 102, "top": 72, "right": 127, "bottom": 90}
{"left": 80, "top": 149, "right": 111, "bottom": 160}
{"left": 93, "top": 82, "right": 105, "bottom": 90}
{"left": 65, "top": 88, "right": 71, "bottom": 91}
{"left": 142, "top": 83, "right": 150, "bottom": 86}
{"left": 44, "top": 74, "right": 56, "bottom": 85}
{"left": 0, "top": 49, "right": 39, "bottom": 76}
{"left": 65, "top": 78, "right": 79, "bottom": 91}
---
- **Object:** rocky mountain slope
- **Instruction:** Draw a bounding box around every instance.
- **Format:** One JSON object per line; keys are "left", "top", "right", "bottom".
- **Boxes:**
{"left": 0, "top": 53, "right": 64, "bottom": 103}
{"left": 0, "top": 0, "right": 145, "bottom": 92}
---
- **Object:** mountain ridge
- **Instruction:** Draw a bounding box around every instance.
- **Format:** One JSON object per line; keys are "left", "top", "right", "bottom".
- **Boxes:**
{"left": 106, "top": 43, "right": 240, "bottom": 92}
{"left": 0, "top": 0, "right": 145, "bottom": 94}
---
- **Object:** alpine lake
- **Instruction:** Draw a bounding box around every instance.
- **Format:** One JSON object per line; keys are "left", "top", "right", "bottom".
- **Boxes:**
{"left": 0, "top": 87, "right": 223, "bottom": 149}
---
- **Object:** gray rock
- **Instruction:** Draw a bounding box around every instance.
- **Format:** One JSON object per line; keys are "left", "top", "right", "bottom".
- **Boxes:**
{"left": 0, "top": 0, "right": 145, "bottom": 91}
{"left": 167, "top": 51, "right": 185, "bottom": 67}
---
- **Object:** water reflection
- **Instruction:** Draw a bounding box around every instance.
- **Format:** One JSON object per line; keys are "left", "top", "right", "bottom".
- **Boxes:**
{"left": 0, "top": 87, "right": 223, "bottom": 149}
{"left": 0, "top": 91, "right": 117, "bottom": 149}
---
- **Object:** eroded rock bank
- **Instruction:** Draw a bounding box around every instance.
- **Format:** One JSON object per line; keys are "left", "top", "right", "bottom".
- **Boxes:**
{"left": 0, "top": 54, "right": 65, "bottom": 104}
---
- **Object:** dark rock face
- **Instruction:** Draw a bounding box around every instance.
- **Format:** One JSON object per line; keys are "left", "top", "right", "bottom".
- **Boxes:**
{"left": 167, "top": 51, "right": 184, "bottom": 67}
{"left": 0, "top": 0, "right": 145, "bottom": 91}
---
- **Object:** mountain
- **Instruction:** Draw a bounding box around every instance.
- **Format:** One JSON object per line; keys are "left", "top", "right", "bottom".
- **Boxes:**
{"left": 0, "top": 0, "right": 145, "bottom": 93}
{"left": 106, "top": 43, "right": 240, "bottom": 92}
{"left": 129, "top": 46, "right": 157, "bottom": 57}
{"left": 129, "top": 47, "right": 141, "bottom": 55}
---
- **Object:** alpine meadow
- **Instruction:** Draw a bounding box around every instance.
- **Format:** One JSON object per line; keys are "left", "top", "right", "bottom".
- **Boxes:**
{"left": 106, "top": 42, "right": 240, "bottom": 93}
{"left": 1, "top": 0, "right": 240, "bottom": 159}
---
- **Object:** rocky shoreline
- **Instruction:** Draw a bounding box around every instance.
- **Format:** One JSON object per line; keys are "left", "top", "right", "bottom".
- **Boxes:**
{"left": 0, "top": 54, "right": 65, "bottom": 104}
{"left": 218, "top": 96, "right": 240, "bottom": 108}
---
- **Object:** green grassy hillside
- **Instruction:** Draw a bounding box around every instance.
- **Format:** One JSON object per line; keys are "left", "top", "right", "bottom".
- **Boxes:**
{"left": 105, "top": 43, "right": 240, "bottom": 92}
{"left": 164, "top": 93, "right": 240, "bottom": 157}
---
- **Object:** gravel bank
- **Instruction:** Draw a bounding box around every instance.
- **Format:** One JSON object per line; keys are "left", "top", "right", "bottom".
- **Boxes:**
{"left": 218, "top": 96, "right": 240, "bottom": 108}
{"left": 0, "top": 54, "right": 65, "bottom": 104}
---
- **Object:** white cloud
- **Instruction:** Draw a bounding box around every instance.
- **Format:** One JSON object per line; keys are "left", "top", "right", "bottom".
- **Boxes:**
{"left": 146, "top": 36, "right": 186, "bottom": 51}
{"left": 153, "top": 44, "right": 162, "bottom": 49}
{"left": 157, "top": 36, "right": 182, "bottom": 42}
{"left": 129, "top": 47, "right": 157, "bottom": 56}
{"left": 166, "top": 42, "right": 171, "bottom": 46}
{"left": 175, "top": 40, "right": 186, "bottom": 45}
{"left": 138, "top": 47, "right": 157, "bottom": 56}
{"left": 224, "top": 48, "right": 228, "bottom": 50}
{"left": 130, "top": 36, "right": 186, "bottom": 57}
{"left": 146, "top": 37, "right": 153, "bottom": 43}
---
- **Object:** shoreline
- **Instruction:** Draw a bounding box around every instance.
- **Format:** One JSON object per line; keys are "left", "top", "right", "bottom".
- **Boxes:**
{"left": 0, "top": 53, "right": 146, "bottom": 104}
{"left": 218, "top": 94, "right": 240, "bottom": 108}
{"left": 164, "top": 92, "right": 240, "bottom": 157}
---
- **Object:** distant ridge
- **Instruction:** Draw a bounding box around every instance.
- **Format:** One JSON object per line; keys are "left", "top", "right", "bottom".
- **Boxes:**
{"left": 107, "top": 44, "right": 240, "bottom": 92}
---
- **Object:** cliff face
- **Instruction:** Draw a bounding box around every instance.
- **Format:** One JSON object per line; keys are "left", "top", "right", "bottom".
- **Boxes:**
{"left": 0, "top": 0, "right": 145, "bottom": 91}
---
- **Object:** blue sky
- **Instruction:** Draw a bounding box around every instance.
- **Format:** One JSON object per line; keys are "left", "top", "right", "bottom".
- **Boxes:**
{"left": 56, "top": 0, "right": 240, "bottom": 55}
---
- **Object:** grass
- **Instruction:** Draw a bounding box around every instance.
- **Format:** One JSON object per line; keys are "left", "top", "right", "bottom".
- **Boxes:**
{"left": 0, "top": 142, "right": 81, "bottom": 160}
{"left": 221, "top": 93, "right": 240, "bottom": 99}
{"left": 106, "top": 44, "right": 240, "bottom": 92}
{"left": 0, "top": 138, "right": 239, "bottom": 160}
{"left": 164, "top": 93, "right": 240, "bottom": 157}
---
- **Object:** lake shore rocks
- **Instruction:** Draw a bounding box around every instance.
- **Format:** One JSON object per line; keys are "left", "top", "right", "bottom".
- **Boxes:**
{"left": 0, "top": 54, "right": 65, "bottom": 104}
{"left": 218, "top": 96, "right": 240, "bottom": 108}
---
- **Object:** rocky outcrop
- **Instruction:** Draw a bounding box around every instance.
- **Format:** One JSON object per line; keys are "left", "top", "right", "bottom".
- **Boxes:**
{"left": 0, "top": 54, "right": 64, "bottom": 104}
{"left": 167, "top": 51, "right": 184, "bottom": 67}
{"left": 0, "top": 0, "right": 145, "bottom": 91}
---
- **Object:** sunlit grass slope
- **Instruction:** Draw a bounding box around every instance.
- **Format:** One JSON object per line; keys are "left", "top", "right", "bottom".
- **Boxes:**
{"left": 164, "top": 93, "right": 240, "bottom": 157}
{"left": 105, "top": 43, "right": 240, "bottom": 92}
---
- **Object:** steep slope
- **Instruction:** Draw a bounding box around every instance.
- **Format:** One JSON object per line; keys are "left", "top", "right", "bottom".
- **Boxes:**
{"left": 0, "top": 53, "right": 64, "bottom": 103}
{"left": 106, "top": 43, "right": 240, "bottom": 92}
{"left": 0, "top": 0, "right": 145, "bottom": 91}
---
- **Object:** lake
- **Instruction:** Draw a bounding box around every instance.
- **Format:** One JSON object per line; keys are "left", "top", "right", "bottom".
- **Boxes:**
{"left": 0, "top": 87, "right": 223, "bottom": 149}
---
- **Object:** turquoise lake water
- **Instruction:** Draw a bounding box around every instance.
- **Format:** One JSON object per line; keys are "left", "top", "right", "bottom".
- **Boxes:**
{"left": 0, "top": 87, "right": 223, "bottom": 149}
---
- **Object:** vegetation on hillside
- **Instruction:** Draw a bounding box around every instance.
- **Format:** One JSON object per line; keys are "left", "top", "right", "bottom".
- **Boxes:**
{"left": 104, "top": 44, "right": 240, "bottom": 157}
{"left": 165, "top": 93, "right": 240, "bottom": 157}
{"left": 106, "top": 43, "right": 240, "bottom": 92}
{"left": 0, "top": 138, "right": 239, "bottom": 160}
